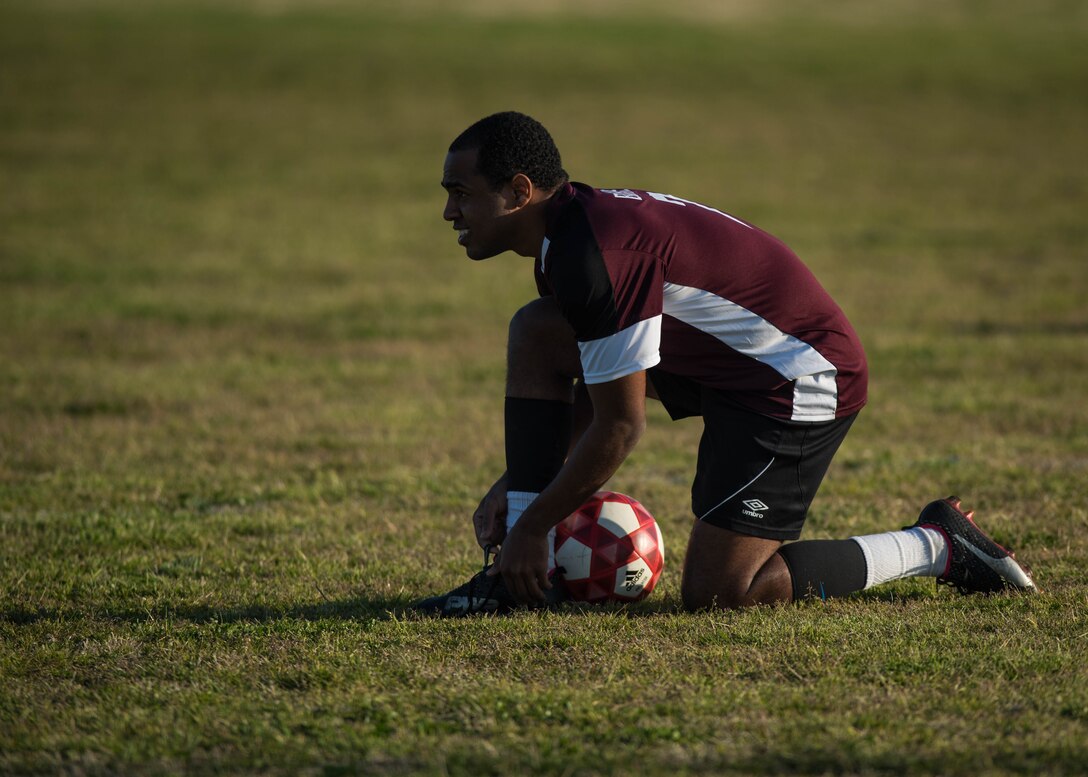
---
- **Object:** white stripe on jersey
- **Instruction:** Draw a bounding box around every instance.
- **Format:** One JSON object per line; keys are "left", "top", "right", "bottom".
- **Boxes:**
{"left": 579, "top": 316, "right": 662, "bottom": 385}
{"left": 662, "top": 282, "right": 839, "bottom": 422}
{"left": 791, "top": 371, "right": 839, "bottom": 421}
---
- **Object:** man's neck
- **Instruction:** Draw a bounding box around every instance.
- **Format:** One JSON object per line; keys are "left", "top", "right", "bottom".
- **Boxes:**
{"left": 512, "top": 187, "right": 561, "bottom": 259}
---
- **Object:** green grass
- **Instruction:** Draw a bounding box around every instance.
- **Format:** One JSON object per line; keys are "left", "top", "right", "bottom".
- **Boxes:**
{"left": 2, "top": 1, "right": 1087, "bottom": 774}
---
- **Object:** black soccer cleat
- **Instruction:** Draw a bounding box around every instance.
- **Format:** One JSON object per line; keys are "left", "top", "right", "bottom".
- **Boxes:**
{"left": 413, "top": 564, "right": 519, "bottom": 616}
{"left": 908, "top": 496, "right": 1036, "bottom": 595}
{"left": 413, "top": 546, "right": 567, "bottom": 617}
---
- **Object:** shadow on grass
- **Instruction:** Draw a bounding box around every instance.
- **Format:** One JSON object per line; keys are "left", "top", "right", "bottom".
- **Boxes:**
{"left": 163, "top": 595, "right": 419, "bottom": 624}
{"left": 1, "top": 594, "right": 417, "bottom": 627}
{"left": 2, "top": 587, "right": 942, "bottom": 628}
{"left": 2, "top": 596, "right": 681, "bottom": 626}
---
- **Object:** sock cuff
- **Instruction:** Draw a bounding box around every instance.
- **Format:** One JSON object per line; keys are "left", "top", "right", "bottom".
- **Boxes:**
{"left": 503, "top": 491, "right": 555, "bottom": 573}
{"left": 505, "top": 490, "right": 539, "bottom": 533}
{"left": 850, "top": 536, "right": 876, "bottom": 589}
{"left": 506, "top": 491, "right": 538, "bottom": 516}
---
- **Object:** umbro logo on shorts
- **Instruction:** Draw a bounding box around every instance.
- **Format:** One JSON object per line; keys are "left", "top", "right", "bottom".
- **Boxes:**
{"left": 742, "top": 499, "right": 769, "bottom": 519}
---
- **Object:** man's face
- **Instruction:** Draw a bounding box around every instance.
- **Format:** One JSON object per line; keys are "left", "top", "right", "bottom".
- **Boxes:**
{"left": 441, "top": 148, "right": 518, "bottom": 261}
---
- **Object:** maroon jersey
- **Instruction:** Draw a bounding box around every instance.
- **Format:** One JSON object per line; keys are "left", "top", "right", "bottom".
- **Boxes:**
{"left": 537, "top": 183, "right": 868, "bottom": 422}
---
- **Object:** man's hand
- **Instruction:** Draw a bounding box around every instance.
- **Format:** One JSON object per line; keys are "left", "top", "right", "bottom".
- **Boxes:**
{"left": 491, "top": 524, "right": 551, "bottom": 604}
{"left": 486, "top": 372, "right": 647, "bottom": 604}
{"left": 473, "top": 475, "right": 509, "bottom": 549}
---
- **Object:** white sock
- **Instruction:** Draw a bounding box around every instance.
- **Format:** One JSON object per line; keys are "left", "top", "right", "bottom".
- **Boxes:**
{"left": 850, "top": 527, "right": 948, "bottom": 589}
{"left": 506, "top": 490, "right": 556, "bottom": 573}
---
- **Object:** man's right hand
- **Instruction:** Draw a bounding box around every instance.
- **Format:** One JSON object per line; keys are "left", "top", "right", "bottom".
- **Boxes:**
{"left": 473, "top": 474, "right": 509, "bottom": 549}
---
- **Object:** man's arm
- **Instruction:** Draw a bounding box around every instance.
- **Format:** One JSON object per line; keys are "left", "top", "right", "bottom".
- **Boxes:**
{"left": 494, "top": 370, "right": 647, "bottom": 603}
{"left": 569, "top": 379, "right": 594, "bottom": 456}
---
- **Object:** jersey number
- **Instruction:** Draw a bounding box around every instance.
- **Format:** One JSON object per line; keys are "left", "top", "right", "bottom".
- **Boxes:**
{"left": 647, "top": 192, "right": 751, "bottom": 228}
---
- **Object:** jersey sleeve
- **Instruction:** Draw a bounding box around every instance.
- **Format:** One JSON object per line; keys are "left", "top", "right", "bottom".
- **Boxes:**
{"left": 545, "top": 241, "right": 663, "bottom": 384}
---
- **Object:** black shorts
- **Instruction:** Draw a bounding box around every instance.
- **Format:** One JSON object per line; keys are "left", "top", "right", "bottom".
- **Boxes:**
{"left": 648, "top": 368, "right": 858, "bottom": 541}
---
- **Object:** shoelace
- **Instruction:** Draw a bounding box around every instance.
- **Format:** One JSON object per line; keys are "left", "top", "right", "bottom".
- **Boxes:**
{"left": 458, "top": 544, "right": 502, "bottom": 613}
{"left": 461, "top": 545, "right": 567, "bottom": 612}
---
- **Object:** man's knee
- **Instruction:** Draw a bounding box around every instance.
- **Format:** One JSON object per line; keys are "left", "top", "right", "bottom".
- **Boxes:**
{"left": 680, "top": 521, "right": 791, "bottom": 611}
{"left": 680, "top": 571, "right": 755, "bottom": 611}
{"left": 508, "top": 297, "right": 566, "bottom": 347}
{"left": 506, "top": 299, "right": 581, "bottom": 390}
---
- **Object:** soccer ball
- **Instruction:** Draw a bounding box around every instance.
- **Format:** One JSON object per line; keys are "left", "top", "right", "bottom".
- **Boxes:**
{"left": 553, "top": 491, "right": 664, "bottom": 603}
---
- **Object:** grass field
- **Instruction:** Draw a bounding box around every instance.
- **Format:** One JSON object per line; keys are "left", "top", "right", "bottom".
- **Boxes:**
{"left": 2, "top": 1, "right": 1087, "bottom": 774}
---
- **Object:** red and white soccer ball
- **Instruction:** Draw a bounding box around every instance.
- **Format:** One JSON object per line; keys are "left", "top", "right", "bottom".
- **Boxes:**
{"left": 553, "top": 491, "right": 664, "bottom": 603}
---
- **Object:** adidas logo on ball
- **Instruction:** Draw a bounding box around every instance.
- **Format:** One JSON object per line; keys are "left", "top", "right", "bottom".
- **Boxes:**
{"left": 622, "top": 568, "right": 647, "bottom": 592}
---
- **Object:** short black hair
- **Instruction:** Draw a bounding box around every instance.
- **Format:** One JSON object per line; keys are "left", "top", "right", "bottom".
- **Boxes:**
{"left": 449, "top": 111, "right": 568, "bottom": 191}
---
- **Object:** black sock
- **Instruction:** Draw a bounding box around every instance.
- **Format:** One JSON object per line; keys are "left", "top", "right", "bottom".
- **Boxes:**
{"left": 504, "top": 397, "right": 573, "bottom": 493}
{"left": 778, "top": 539, "right": 868, "bottom": 601}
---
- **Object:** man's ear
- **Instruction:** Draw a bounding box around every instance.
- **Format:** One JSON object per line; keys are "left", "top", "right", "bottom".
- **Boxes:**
{"left": 508, "top": 172, "right": 534, "bottom": 210}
